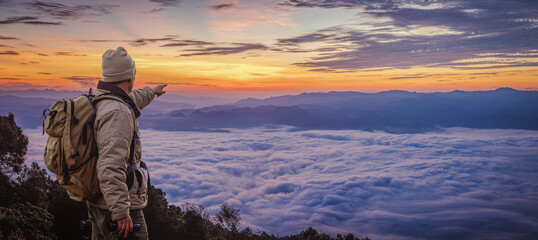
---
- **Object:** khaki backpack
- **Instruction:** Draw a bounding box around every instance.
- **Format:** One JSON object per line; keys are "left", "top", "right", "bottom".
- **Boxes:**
{"left": 43, "top": 89, "right": 126, "bottom": 202}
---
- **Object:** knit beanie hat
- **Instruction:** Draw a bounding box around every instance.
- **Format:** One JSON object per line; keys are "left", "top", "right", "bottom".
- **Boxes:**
{"left": 101, "top": 46, "right": 136, "bottom": 82}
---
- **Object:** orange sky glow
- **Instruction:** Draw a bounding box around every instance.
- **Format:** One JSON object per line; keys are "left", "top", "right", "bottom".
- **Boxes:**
{"left": 1, "top": 0, "right": 537, "bottom": 98}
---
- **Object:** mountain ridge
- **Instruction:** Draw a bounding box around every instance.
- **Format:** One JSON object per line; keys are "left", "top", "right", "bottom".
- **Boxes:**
{"left": 2, "top": 87, "right": 537, "bottom": 133}
{"left": 140, "top": 87, "right": 538, "bottom": 133}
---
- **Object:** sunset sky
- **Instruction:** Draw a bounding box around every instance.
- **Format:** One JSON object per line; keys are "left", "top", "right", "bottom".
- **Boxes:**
{"left": 1, "top": 0, "right": 537, "bottom": 97}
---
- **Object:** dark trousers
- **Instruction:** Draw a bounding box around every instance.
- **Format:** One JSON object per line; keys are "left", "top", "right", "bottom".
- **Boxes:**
{"left": 87, "top": 204, "right": 148, "bottom": 240}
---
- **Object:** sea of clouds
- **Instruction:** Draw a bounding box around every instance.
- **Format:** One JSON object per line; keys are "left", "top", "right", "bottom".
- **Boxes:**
{"left": 25, "top": 127, "right": 538, "bottom": 240}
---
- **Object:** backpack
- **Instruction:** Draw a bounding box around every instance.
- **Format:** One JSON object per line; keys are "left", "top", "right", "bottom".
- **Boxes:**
{"left": 43, "top": 89, "right": 128, "bottom": 201}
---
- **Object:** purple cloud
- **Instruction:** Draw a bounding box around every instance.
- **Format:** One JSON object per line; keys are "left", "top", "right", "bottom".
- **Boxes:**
{"left": 178, "top": 43, "right": 268, "bottom": 57}
{"left": 150, "top": 0, "right": 181, "bottom": 7}
{"left": 208, "top": 3, "right": 235, "bottom": 11}
{"left": 0, "top": 16, "right": 61, "bottom": 25}
{"left": 274, "top": 0, "right": 538, "bottom": 71}
{"left": 0, "top": 35, "right": 19, "bottom": 40}
{"left": 26, "top": 1, "right": 118, "bottom": 19}
{"left": 22, "top": 127, "right": 532, "bottom": 239}
{"left": 62, "top": 76, "right": 101, "bottom": 87}
{"left": 24, "top": 126, "right": 538, "bottom": 239}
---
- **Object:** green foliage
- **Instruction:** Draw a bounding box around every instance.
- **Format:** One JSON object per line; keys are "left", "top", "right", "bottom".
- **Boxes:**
{"left": 282, "top": 228, "right": 370, "bottom": 240}
{"left": 0, "top": 168, "right": 16, "bottom": 207}
{"left": 15, "top": 162, "right": 48, "bottom": 208}
{"left": 0, "top": 113, "right": 28, "bottom": 173}
{"left": 216, "top": 203, "right": 241, "bottom": 232}
{"left": 44, "top": 178, "right": 88, "bottom": 239}
{"left": 144, "top": 186, "right": 183, "bottom": 239}
{"left": 0, "top": 203, "right": 56, "bottom": 240}
{"left": 181, "top": 203, "right": 214, "bottom": 239}
{"left": 0, "top": 113, "right": 79, "bottom": 240}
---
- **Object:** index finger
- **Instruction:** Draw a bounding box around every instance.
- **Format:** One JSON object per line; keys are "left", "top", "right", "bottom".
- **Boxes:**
{"left": 163, "top": 84, "right": 168, "bottom": 88}
{"left": 117, "top": 222, "right": 124, "bottom": 235}
{"left": 128, "top": 222, "right": 134, "bottom": 238}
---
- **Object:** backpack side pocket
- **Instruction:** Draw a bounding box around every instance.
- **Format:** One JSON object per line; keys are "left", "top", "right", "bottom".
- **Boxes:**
{"left": 44, "top": 136, "right": 62, "bottom": 174}
{"left": 45, "top": 100, "right": 67, "bottom": 137}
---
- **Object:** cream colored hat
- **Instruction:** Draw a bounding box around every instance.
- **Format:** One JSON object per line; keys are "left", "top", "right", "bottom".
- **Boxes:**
{"left": 101, "top": 46, "right": 136, "bottom": 82}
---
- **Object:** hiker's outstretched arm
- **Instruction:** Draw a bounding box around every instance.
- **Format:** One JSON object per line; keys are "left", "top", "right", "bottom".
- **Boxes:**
{"left": 129, "top": 87, "right": 155, "bottom": 110}
{"left": 94, "top": 103, "right": 133, "bottom": 221}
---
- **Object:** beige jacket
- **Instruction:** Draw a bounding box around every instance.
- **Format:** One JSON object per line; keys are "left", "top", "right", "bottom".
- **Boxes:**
{"left": 87, "top": 87, "right": 155, "bottom": 221}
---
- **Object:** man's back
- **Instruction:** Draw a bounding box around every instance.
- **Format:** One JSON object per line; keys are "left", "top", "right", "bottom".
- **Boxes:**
{"left": 86, "top": 46, "right": 166, "bottom": 240}
{"left": 88, "top": 87, "right": 155, "bottom": 220}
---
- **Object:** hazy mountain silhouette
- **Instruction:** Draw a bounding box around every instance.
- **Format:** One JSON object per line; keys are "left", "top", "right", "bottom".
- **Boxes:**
{"left": 0, "top": 89, "right": 236, "bottom": 108}
{"left": 2, "top": 88, "right": 537, "bottom": 133}
{"left": 0, "top": 89, "right": 85, "bottom": 99}
{"left": 140, "top": 88, "right": 538, "bottom": 133}
{"left": 0, "top": 95, "right": 190, "bottom": 129}
{"left": 0, "top": 95, "right": 52, "bottom": 129}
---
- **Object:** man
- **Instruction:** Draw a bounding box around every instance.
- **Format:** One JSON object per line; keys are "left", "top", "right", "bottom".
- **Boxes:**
{"left": 87, "top": 46, "right": 167, "bottom": 239}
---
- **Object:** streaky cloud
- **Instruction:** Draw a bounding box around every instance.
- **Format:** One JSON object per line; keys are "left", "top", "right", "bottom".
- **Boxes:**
{"left": 274, "top": 0, "right": 538, "bottom": 71}
{"left": 131, "top": 37, "right": 176, "bottom": 47}
{"left": 62, "top": 76, "right": 101, "bottom": 87}
{"left": 23, "top": 20, "right": 62, "bottom": 25}
{"left": 27, "top": 1, "right": 118, "bottom": 19}
{"left": 0, "top": 15, "right": 61, "bottom": 25}
{"left": 0, "top": 50, "right": 19, "bottom": 55}
{"left": 81, "top": 36, "right": 213, "bottom": 48}
{"left": 208, "top": 3, "right": 235, "bottom": 11}
{"left": 150, "top": 0, "right": 181, "bottom": 7}
{"left": 276, "top": 32, "right": 335, "bottom": 46}
{"left": 0, "top": 35, "right": 19, "bottom": 40}
{"left": 0, "top": 16, "right": 38, "bottom": 24}
{"left": 178, "top": 43, "right": 268, "bottom": 57}
{"left": 278, "top": 0, "right": 361, "bottom": 9}
{"left": 54, "top": 51, "right": 87, "bottom": 56}
{"left": 160, "top": 39, "right": 213, "bottom": 47}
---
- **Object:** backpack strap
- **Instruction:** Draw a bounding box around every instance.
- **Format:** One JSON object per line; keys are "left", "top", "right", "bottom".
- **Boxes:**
{"left": 93, "top": 93, "right": 150, "bottom": 193}
{"left": 42, "top": 109, "right": 49, "bottom": 135}
{"left": 125, "top": 129, "right": 151, "bottom": 194}
{"left": 125, "top": 160, "right": 151, "bottom": 197}
{"left": 92, "top": 94, "right": 137, "bottom": 165}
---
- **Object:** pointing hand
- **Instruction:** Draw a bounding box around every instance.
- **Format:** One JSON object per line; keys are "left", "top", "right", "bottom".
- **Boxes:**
{"left": 153, "top": 84, "right": 167, "bottom": 97}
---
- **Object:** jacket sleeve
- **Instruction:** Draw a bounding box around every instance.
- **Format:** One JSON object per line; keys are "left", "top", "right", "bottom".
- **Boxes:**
{"left": 95, "top": 106, "right": 133, "bottom": 221}
{"left": 129, "top": 87, "right": 155, "bottom": 110}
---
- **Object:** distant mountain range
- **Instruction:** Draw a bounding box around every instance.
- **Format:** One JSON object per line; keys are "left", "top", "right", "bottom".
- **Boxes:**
{"left": 2, "top": 88, "right": 537, "bottom": 133}
{"left": 145, "top": 87, "right": 538, "bottom": 133}
{"left": 0, "top": 89, "right": 237, "bottom": 108}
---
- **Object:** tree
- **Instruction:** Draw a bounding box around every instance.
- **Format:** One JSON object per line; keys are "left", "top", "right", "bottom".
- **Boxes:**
{"left": 0, "top": 114, "right": 59, "bottom": 239}
{"left": 344, "top": 233, "right": 358, "bottom": 240}
{"left": 301, "top": 227, "right": 319, "bottom": 239}
{"left": 180, "top": 203, "right": 213, "bottom": 240}
{"left": 216, "top": 203, "right": 241, "bottom": 233}
{"left": 0, "top": 165, "right": 15, "bottom": 207}
{"left": 0, "top": 113, "right": 28, "bottom": 173}
{"left": 45, "top": 177, "right": 88, "bottom": 239}
{"left": 0, "top": 113, "right": 28, "bottom": 206}
{"left": 144, "top": 185, "right": 183, "bottom": 239}
{"left": 0, "top": 203, "right": 56, "bottom": 240}
{"left": 15, "top": 162, "right": 48, "bottom": 207}
{"left": 0, "top": 113, "right": 88, "bottom": 239}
